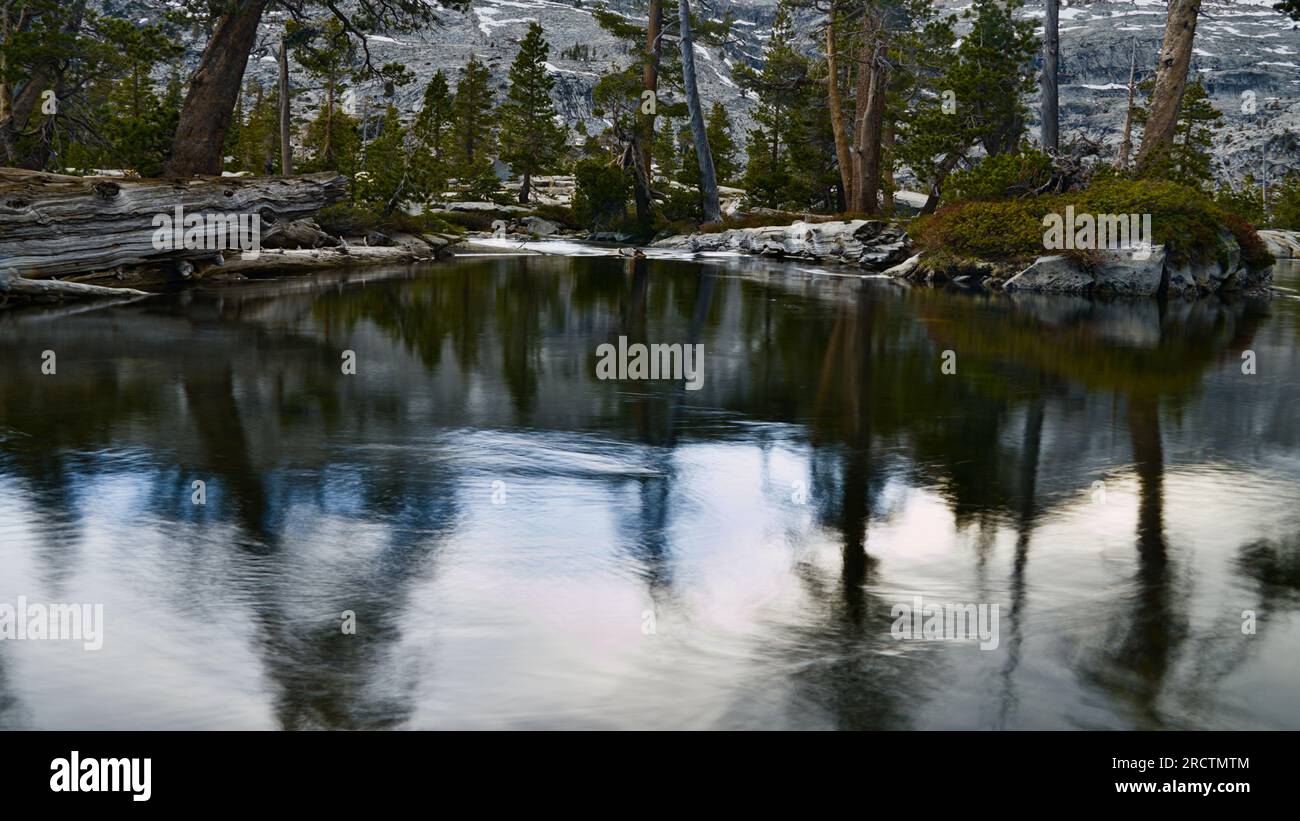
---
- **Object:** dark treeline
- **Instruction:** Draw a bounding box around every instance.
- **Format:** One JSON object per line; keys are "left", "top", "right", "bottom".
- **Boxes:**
{"left": 2, "top": 0, "right": 1299, "bottom": 235}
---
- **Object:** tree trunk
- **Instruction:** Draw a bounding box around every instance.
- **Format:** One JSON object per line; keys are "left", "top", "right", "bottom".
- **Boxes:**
{"left": 851, "top": 24, "right": 888, "bottom": 214}
{"left": 622, "top": 136, "right": 653, "bottom": 221}
{"left": 1115, "top": 37, "right": 1138, "bottom": 170}
{"left": 323, "top": 81, "right": 335, "bottom": 166}
{"left": 1135, "top": 0, "right": 1201, "bottom": 171}
{"left": 637, "top": 0, "right": 664, "bottom": 225}
{"left": 920, "top": 151, "right": 963, "bottom": 214}
{"left": 825, "top": 8, "right": 854, "bottom": 209}
{"left": 519, "top": 170, "right": 531, "bottom": 204}
{"left": 881, "top": 116, "right": 895, "bottom": 212}
{"left": 1040, "top": 0, "right": 1059, "bottom": 152}
{"left": 0, "top": 168, "right": 346, "bottom": 279}
{"left": 165, "top": 0, "right": 269, "bottom": 177}
{"left": 0, "top": 0, "right": 86, "bottom": 169}
{"left": 678, "top": 0, "right": 722, "bottom": 223}
{"left": 278, "top": 35, "right": 293, "bottom": 176}
{"left": 0, "top": 5, "right": 12, "bottom": 124}
{"left": 851, "top": 9, "right": 887, "bottom": 214}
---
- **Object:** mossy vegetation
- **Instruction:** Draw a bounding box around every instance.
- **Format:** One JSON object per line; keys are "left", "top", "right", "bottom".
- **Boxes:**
{"left": 910, "top": 178, "right": 1273, "bottom": 271}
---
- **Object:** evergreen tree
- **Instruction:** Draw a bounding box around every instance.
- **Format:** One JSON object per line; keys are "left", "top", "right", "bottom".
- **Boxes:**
{"left": 360, "top": 103, "right": 412, "bottom": 211}
{"left": 451, "top": 56, "right": 497, "bottom": 186}
{"left": 894, "top": 0, "right": 1037, "bottom": 211}
{"left": 653, "top": 115, "right": 680, "bottom": 180}
{"left": 736, "top": 6, "right": 814, "bottom": 209}
{"left": 498, "top": 23, "right": 569, "bottom": 203}
{"left": 302, "top": 105, "right": 361, "bottom": 184}
{"left": 413, "top": 70, "right": 455, "bottom": 201}
{"left": 233, "top": 80, "right": 282, "bottom": 175}
{"left": 288, "top": 17, "right": 357, "bottom": 171}
{"left": 90, "top": 23, "right": 184, "bottom": 176}
{"left": 705, "top": 102, "right": 737, "bottom": 184}
{"left": 1133, "top": 77, "right": 1221, "bottom": 189}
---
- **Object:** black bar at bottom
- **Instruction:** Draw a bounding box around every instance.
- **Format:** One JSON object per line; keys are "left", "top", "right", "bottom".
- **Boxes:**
{"left": 2, "top": 731, "right": 1288, "bottom": 808}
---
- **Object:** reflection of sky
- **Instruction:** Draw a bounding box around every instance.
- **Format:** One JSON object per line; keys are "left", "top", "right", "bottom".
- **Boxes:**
{"left": 3, "top": 430, "right": 1298, "bottom": 729}
{"left": 1, "top": 258, "right": 1299, "bottom": 729}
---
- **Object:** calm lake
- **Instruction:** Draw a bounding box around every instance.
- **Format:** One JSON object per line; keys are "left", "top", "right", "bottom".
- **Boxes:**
{"left": 1, "top": 251, "right": 1298, "bottom": 729}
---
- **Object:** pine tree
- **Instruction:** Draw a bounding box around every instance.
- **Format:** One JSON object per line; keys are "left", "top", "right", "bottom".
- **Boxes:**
{"left": 705, "top": 102, "right": 738, "bottom": 185}
{"left": 737, "top": 6, "right": 813, "bottom": 209}
{"left": 234, "top": 80, "right": 282, "bottom": 175}
{"left": 360, "top": 103, "right": 412, "bottom": 211}
{"left": 451, "top": 56, "right": 497, "bottom": 187}
{"left": 413, "top": 70, "right": 455, "bottom": 201}
{"left": 91, "top": 21, "right": 184, "bottom": 176}
{"left": 894, "top": 0, "right": 1037, "bottom": 211}
{"left": 1133, "top": 77, "right": 1222, "bottom": 188}
{"left": 498, "top": 23, "right": 569, "bottom": 203}
{"left": 653, "top": 115, "right": 680, "bottom": 180}
{"left": 288, "top": 18, "right": 357, "bottom": 171}
{"left": 302, "top": 105, "right": 361, "bottom": 183}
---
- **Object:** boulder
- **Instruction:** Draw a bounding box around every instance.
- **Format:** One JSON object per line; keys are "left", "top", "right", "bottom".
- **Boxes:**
{"left": 1257, "top": 229, "right": 1300, "bottom": 259}
{"left": 519, "top": 216, "right": 561, "bottom": 237}
{"left": 443, "top": 201, "right": 531, "bottom": 215}
{"left": 649, "top": 219, "right": 912, "bottom": 269}
{"left": 882, "top": 253, "right": 923, "bottom": 278}
{"left": 1092, "top": 244, "right": 1167, "bottom": 296}
{"left": 389, "top": 233, "right": 439, "bottom": 259}
{"left": 1166, "top": 228, "right": 1250, "bottom": 297}
{"left": 1003, "top": 256, "right": 1094, "bottom": 294}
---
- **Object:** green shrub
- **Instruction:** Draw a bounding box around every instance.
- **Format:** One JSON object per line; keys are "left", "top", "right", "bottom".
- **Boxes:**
{"left": 315, "top": 203, "right": 461, "bottom": 237}
{"left": 436, "top": 210, "right": 497, "bottom": 232}
{"left": 910, "top": 199, "right": 1047, "bottom": 260}
{"left": 529, "top": 203, "right": 580, "bottom": 230}
{"left": 1269, "top": 175, "right": 1300, "bottom": 231}
{"left": 378, "top": 210, "right": 461, "bottom": 236}
{"left": 573, "top": 158, "right": 630, "bottom": 230}
{"left": 1215, "top": 182, "right": 1268, "bottom": 226}
{"left": 314, "top": 203, "right": 379, "bottom": 236}
{"left": 946, "top": 150, "right": 1055, "bottom": 201}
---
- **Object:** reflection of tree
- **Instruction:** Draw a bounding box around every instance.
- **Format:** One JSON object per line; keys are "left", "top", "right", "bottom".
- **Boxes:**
{"left": 998, "top": 395, "right": 1045, "bottom": 727}
{"left": 310, "top": 262, "right": 492, "bottom": 374}
{"left": 0, "top": 255, "right": 1287, "bottom": 729}
{"left": 252, "top": 469, "right": 461, "bottom": 730}
{"left": 182, "top": 365, "right": 269, "bottom": 540}
{"left": 0, "top": 653, "right": 26, "bottom": 729}
{"left": 782, "top": 290, "right": 945, "bottom": 729}
{"left": 810, "top": 295, "right": 881, "bottom": 623}
{"left": 1076, "top": 396, "right": 1190, "bottom": 723}
{"left": 611, "top": 263, "right": 719, "bottom": 610}
{"left": 0, "top": 291, "right": 470, "bottom": 729}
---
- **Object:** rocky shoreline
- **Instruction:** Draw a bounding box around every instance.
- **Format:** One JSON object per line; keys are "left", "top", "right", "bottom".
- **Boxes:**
{"left": 652, "top": 220, "right": 1299, "bottom": 298}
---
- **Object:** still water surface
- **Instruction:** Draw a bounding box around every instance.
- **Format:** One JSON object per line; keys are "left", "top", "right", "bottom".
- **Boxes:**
{"left": 1, "top": 253, "right": 1299, "bottom": 729}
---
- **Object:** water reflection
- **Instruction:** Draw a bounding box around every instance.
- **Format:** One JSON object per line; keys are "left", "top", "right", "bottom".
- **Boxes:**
{"left": 1, "top": 254, "right": 1298, "bottom": 729}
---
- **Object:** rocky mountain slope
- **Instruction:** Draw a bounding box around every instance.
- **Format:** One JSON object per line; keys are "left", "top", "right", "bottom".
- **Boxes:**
{"left": 126, "top": 0, "right": 1300, "bottom": 186}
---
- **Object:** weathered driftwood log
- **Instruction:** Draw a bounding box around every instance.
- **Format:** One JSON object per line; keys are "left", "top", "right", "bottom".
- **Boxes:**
{"left": 1, "top": 267, "right": 149, "bottom": 300}
{"left": 0, "top": 169, "right": 347, "bottom": 279}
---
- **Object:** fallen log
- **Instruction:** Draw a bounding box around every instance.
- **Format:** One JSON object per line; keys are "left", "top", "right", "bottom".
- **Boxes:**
{"left": 0, "top": 169, "right": 348, "bottom": 279}
{"left": 1, "top": 267, "right": 149, "bottom": 300}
